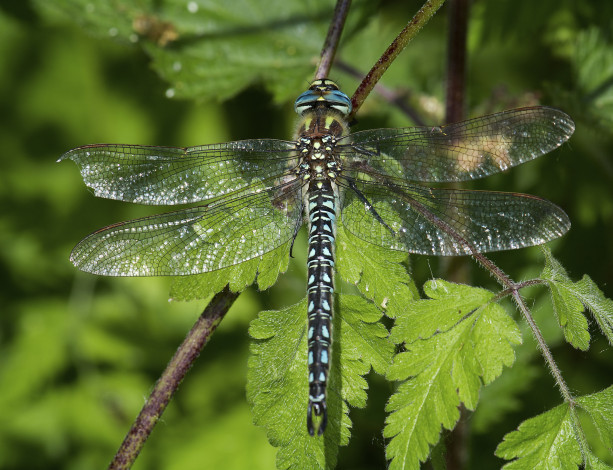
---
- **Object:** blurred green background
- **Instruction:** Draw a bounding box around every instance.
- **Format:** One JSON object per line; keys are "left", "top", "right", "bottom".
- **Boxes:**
{"left": 1, "top": 0, "right": 612, "bottom": 469}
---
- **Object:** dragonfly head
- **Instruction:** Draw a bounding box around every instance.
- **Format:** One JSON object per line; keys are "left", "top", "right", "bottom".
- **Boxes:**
{"left": 294, "top": 79, "right": 352, "bottom": 117}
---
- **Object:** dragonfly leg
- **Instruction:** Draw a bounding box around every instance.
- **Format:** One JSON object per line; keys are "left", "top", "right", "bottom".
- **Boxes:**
{"left": 347, "top": 179, "right": 396, "bottom": 236}
{"left": 289, "top": 200, "right": 305, "bottom": 258}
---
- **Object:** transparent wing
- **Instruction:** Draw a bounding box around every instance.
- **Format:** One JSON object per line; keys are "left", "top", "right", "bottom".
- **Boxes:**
{"left": 59, "top": 139, "right": 297, "bottom": 205}
{"left": 69, "top": 181, "right": 303, "bottom": 276}
{"left": 339, "top": 107, "right": 574, "bottom": 182}
{"left": 338, "top": 178, "right": 570, "bottom": 256}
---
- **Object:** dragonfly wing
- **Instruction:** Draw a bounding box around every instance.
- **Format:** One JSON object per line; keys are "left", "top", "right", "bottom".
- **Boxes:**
{"left": 338, "top": 179, "right": 570, "bottom": 256}
{"left": 340, "top": 107, "right": 574, "bottom": 182}
{"left": 59, "top": 139, "right": 297, "bottom": 205}
{"left": 70, "top": 182, "right": 303, "bottom": 276}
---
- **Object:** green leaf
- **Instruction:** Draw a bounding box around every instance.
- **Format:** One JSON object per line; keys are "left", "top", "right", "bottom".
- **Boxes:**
{"left": 577, "top": 386, "right": 613, "bottom": 452}
{"left": 35, "top": 0, "right": 337, "bottom": 102}
{"left": 247, "top": 294, "right": 391, "bottom": 469}
{"left": 573, "top": 27, "right": 613, "bottom": 127}
{"left": 338, "top": 294, "right": 394, "bottom": 386}
{"left": 472, "top": 347, "right": 540, "bottom": 433}
{"left": 336, "top": 224, "right": 417, "bottom": 319}
{"left": 495, "top": 404, "right": 582, "bottom": 469}
{"left": 389, "top": 279, "right": 494, "bottom": 344}
{"left": 385, "top": 280, "right": 521, "bottom": 470}
{"left": 169, "top": 242, "right": 289, "bottom": 300}
{"left": 541, "top": 246, "right": 613, "bottom": 347}
{"left": 585, "top": 451, "right": 613, "bottom": 470}
{"left": 256, "top": 242, "right": 292, "bottom": 290}
{"left": 541, "top": 246, "right": 591, "bottom": 349}
{"left": 572, "top": 276, "right": 613, "bottom": 346}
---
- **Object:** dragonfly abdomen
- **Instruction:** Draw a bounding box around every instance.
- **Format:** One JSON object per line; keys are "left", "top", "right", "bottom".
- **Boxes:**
{"left": 306, "top": 179, "right": 336, "bottom": 436}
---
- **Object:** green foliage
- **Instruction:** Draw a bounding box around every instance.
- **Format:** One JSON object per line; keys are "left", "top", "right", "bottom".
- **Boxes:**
{"left": 541, "top": 246, "right": 592, "bottom": 349}
{"left": 571, "top": 27, "right": 613, "bottom": 128}
{"left": 541, "top": 246, "right": 613, "bottom": 346}
{"left": 2, "top": 0, "right": 613, "bottom": 469}
{"left": 578, "top": 386, "right": 613, "bottom": 454}
{"left": 470, "top": 345, "right": 541, "bottom": 433}
{"left": 240, "top": 245, "right": 613, "bottom": 469}
{"left": 247, "top": 295, "right": 392, "bottom": 469}
{"left": 495, "top": 404, "right": 583, "bottom": 469}
{"left": 170, "top": 241, "right": 290, "bottom": 300}
{"left": 495, "top": 386, "right": 613, "bottom": 470}
{"left": 34, "top": 0, "right": 336, "bottom": 103}
{"left": 385, "top": 280, "right": 521, "bottom": 469}
{"left": 336, "top": 224, "right": 418, "bottom": 317}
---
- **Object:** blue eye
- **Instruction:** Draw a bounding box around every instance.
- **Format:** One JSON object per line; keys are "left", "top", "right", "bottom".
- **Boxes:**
{"left": 294, "top": 80, "right": 352, "bottom": 116}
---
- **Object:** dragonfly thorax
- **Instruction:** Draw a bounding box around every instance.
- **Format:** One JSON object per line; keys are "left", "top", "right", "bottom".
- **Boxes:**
{"left": 296, "top": 135, "right": 341, "bottom": 183}
{"left": 294, "top": 81, "right": 350, "bottom": 185}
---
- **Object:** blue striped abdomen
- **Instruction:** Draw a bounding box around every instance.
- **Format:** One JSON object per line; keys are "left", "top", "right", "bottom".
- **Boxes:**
{"left": 306, "top": 179, "right": 336, "bottom": 436}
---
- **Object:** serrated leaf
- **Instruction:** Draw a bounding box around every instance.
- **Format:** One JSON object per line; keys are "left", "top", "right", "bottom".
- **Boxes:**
{"left": 389, "top": 279, "right": 494, "bottom": 344}
{"left": 495, "top": 404, "right": 582, "bottom": 469}
{"left": 385, "top": 280, "right": 521, "bottom": 470}
{"left": 572, "top": 276, "right": 613, "bottom": 346}
{"left": 257, "top": 242, "right": 291, "bottom": 290}
{"left": 336, "top": 224, "right": 417, "bottom": 319}
{"left": 247, "top": 299, "right": 329, "bottom": 469}
{"left": 472, "top": 348, "right": 540, "bottom": 433}
{"left": 541, "top": 246, "right": 591, "bottom": 349}
{"left": 385, "top": 323, "right": 468, "bottom": 470}
{"left": 337, "top": 295, "right": 394, "bottom": 381}
{"left": 169, "top": 242, "right": 289, "bottom": 300}
{"left": 577, "top": 386, "right": 613, "bottom": 452}
{"left": 247, "top": 294, "right": 391, "bottom": 469}
{"left": 541, "top": 246, "right": 613, "bottom": 347}
{"left": 549, "top": 281, "right": 590, "bottom": 350}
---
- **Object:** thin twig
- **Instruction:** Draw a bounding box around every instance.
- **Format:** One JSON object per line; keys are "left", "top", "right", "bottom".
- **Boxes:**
{"left": 470, "top": 249, "right": 592, "bottom": 464}
{"left": 469, "top": 252, "right": 571, "bottom": 400}
{"left": 315, "top": 0, "right": 352, "bottom": 80}
{"left": 335, "top": 59, "right": 427, "bottom": 125}
{"left": 445, "top": 0, "right": 469, "bottom": 125}
{"left": 108, "top": 286, "right": 239, "bottom": 470}
{"left": 492, "top": 278, "right": 546, "bottom": 301}
{"left": 349, "top": 0, "right": 446, "bottom": 120}
{"left": 443, "top": 1, "right": 470, "bottom": 468}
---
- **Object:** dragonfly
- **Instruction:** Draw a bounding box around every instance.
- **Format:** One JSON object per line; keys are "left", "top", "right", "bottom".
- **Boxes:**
{"left": 60, "top": 79, "right": 574, "bottom": 436}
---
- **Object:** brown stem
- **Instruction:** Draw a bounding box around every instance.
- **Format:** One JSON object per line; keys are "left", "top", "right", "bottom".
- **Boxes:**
{"left": 108, "top": 286, "right": 239, "bottom": 470}
{"left": 493, "top": 278, "right": 546, "bottom": 301}
{"left": 445, "top": 0, "right": 469, "bottom": 125}
{"left": 443, "top": 3, "right": 470, "bottom": 466}
{"left": 315, "top": 0, "right": 352, "bottom": 80}
{"left": 335, "top": 59, "right": 427, "bottom": 125}
{"left": 349, "top": 0, "right": 447, "bottom": 120}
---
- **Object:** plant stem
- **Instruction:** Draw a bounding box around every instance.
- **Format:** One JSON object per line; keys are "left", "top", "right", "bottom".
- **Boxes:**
{"left": 108, "top": 286, "right": 239, "bottom": 470}
{"left": 472, "top": 251, "right": 590, "bottom": 460}
{"left": 349, "top": 0, "right": 447, "bottom": 119}
{"left": 443, "top": 1, "right": 470, "bottom": 468}
{"left": 336, "top": 59, "right": 427, "bottom": 125}
{"left": 315, "top": 0, "right": 352, "bottom": 80}
{"left": 445, "top": 0, "right": 469, "bottom": 125}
